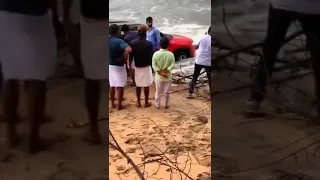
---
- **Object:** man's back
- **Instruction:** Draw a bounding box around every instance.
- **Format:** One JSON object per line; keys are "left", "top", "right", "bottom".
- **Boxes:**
{"left": 152, "top": 49, "right": 175, "bottom": 81}
{"left": 130, "top": 39, "right": 153, "bottom": 67}
{"left": 109, "top": 36, "right": 128, "bottom": 66}
{"left": 124, "top": 31, "right": 139, "bottom": 44}
{"left": 195, "top": 34, "right": 211, "bottom": 67}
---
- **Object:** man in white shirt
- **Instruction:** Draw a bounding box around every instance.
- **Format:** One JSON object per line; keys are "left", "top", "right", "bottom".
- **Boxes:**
{"left": 187, "top": 26, "right": 211, "bottom": 98}
{"left": 247, "top": 1, "right": 320, "bottom": 118}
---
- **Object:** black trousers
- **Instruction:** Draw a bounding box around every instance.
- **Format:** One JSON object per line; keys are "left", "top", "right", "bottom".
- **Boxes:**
{"left": 189, "top": 63, "right": 211, "bottom": 94}
{"left": 251, "top": 4, "right": 320, "bottom": 105}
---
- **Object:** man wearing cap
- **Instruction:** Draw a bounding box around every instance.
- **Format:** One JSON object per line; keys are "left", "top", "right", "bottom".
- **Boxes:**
{"left": 130, "top": 25, "right": 154, "bottom": 107}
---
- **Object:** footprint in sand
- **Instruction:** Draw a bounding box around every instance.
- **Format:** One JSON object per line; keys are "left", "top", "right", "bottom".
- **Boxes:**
{"left": 116, "top": 165, "right": 130, "bottom": 174}
{"left": 197, "top": 172, "right": 211, "bottom": 180}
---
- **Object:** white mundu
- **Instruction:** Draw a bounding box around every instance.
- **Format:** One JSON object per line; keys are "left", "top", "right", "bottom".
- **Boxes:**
{"left": 0, "top": 11, "right": 56, "bottom": 80}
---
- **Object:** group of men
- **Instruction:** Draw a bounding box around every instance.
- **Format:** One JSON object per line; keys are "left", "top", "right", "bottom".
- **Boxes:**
{"left": 109, "top": 17, "right": 176, "bottom": 110}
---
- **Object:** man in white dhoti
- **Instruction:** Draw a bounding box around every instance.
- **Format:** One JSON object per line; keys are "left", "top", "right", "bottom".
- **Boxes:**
{"left": 109, "top": 24, "right": 132, "bottom": 110}
{"left": 130, "top": 25, "right": 154, "bottom": 107}
{"left": 0, "top": 1, "right": 57, "bottom": 153}
{"left": 63, "top": 0, "right": 109, "bottom": 144}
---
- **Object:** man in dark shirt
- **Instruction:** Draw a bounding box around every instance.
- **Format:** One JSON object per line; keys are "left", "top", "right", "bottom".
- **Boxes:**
{"left": 121, "top": 24, "right": 139, "bottom": 44}
{"left": 0, "top": 0, "right": 57, "bottom": 153}
{"left": 109, "top": 24, "right": 132, "bottom": 110}
{"left": 130, "top": 25, "right": 154, "bottom": 107}
{"left": 121, "top": 24, "right": 139, "bottom": 85}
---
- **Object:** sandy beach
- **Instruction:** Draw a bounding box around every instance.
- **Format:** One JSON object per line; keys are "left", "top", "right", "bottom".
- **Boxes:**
{"left": 0, "top": 77, "right": 211, "bottom": 180}
{"left": 109, "top": 83, "right": 211, "bottom": 180}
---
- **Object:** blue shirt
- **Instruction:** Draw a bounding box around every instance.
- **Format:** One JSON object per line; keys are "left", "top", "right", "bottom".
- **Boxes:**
{"left": 109, "top": 35, "right": 129, "bottom": 66}
{"left": 124, "top": 31, "right": 139, "bottom": 44}
{"left": 146, "top": 27, "right": 161, "bottom": 51}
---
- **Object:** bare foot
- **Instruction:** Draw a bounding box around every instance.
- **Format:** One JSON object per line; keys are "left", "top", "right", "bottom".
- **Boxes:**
{"left": 82, "top": 131, "right": 102, "bottom": 145}
{"left": 117, "top": 104, "right": 127, "bottom": 110}
{"left": 144, "top": 102, "right": 152, "bottom": 108}
{"left": 136, "top": 102, "right": 142, "bottom": 108}
{"left": 114, "top": 97, "right": 126, "bottom": 101}
{"left": 111, "top": 103, "right": 116, "bottom": 108}
{"left": 164, "top": 105, "right": 169, "bottom": 109}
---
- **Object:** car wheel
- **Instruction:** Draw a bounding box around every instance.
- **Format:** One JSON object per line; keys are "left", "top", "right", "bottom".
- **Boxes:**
{"left": 174, "top": 51, "right": 188, "bottom": 61}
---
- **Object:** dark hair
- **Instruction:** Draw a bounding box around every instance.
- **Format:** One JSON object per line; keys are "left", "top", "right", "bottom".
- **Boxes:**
{"left": 109, "top": 24, "right": 120, "bottom": 35}
{"left": 146, "top": 16, "right": 153, "bottom": 22}
{"left": 138, "top": 31, "right": 147, "bottom": 38}
{"left": 121, "top": 24, "right": 129, "bottom": 32}
{"left": 160, "top": 37, "right": 170, "bottom": 49}
{"left": 208, "top": 26, "right": 211, "bottom": 34}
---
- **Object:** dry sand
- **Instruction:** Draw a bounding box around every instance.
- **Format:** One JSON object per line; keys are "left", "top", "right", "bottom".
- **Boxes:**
{"left": 212, "top": 72, "right": 320, "bottom": 180}
{"left": 109, "top": 84, "right": 211, "bottom": 180}
{"left": 0, "top": 79, "right": 211, "bottom": 180}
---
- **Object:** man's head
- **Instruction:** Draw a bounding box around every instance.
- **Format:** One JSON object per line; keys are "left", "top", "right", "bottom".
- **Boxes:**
{"left": 109, "top": 24, "right": 120, "bottom": 36}
{"left": 121, "top": 24, "right": 130, "bottom": 35}
{"left": 160, "top": 37, "right": 170, "bottom": 49}
{"left": 146, "top": 16, "right": 153, "bottom": 28}
{"left": 208, "top": 26, "right": 211, "bottom": 36}
{"left": 137, "top": 24, "right": 148, "bottom": 39}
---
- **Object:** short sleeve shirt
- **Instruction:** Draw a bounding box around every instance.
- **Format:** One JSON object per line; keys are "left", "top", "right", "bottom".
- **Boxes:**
{"left": 195, "top": 35, "right": 211, "bottom": 66}
{"left": 109, "top": 35, "right": 129, "bottom": 66}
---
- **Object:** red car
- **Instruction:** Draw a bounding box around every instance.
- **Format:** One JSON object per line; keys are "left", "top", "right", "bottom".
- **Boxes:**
{"left": 111, "top": 21, "right": 195, "bottom": 61}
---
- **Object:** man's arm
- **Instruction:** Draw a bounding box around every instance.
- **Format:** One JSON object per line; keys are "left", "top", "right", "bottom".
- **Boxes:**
{"left": 155, "top": 28, "right": 161, "bottom": 50}
{"left": 120, "top": 40, "right": 132, "bottom": 56}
